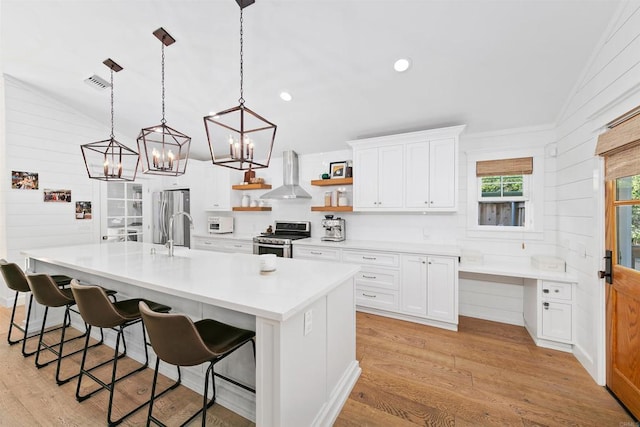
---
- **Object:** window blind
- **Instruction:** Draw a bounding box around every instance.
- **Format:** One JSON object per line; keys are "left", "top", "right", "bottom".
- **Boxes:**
{"left": 476, "top": 157, "right": 533, "bottom": 177}
{"left": 596, "top": 105, "right": 640, "bottom": 180}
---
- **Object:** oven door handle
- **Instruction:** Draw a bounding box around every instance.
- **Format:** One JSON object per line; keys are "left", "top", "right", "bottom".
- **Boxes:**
{"left": 255, "top": 243, "right": 290, "bottom": 249}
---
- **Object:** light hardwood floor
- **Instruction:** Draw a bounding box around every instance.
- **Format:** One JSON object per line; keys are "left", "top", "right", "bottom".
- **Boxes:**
{"left": 1, "top": 306, "right": 634, "bottom": 426}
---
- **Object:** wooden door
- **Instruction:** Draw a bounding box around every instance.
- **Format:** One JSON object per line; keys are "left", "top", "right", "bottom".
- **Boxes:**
{"left": 605, "top": 176, "right": 640, "bottom": 418}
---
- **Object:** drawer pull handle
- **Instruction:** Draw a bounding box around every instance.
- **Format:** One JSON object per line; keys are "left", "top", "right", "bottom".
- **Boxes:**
{"left": 362, "top": 256, "right": 377, "bottom": 261}
{"left": 543, "top": 289, "right": 549, "bottom": 293}
{"left": 543, "top": 302, "right": 550, "bottom": 310}
{"left": 362, "top": 275, "right": 377, "bottom": 279}
{"left": 204, "top": 242, "right": 212, "bottom": 245}
{"left": 310, "top": 251, "right": 322, "bottom": 255}
{"left": 233, "top": 245, "right": 242, "bottom": 248}
{"left": 362, "top": 293, "right": 377, "bottom": 298}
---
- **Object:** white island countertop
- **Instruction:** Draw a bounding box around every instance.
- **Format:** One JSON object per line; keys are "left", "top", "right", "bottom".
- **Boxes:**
{"left": 22, "top": 242, "right": 359, "bottom": 322}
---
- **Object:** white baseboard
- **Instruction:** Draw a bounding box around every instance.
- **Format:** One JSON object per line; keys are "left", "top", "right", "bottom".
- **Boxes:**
{"left": 573, "top": 341, "right": 601, "bottom": 385}
{"left": 312, "top": 361, "right": 361, "bottom": 427}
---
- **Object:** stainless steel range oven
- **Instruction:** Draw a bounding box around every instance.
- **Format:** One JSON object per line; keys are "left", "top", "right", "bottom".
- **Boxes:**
{"left": 253, "top": 220, "right": 311, "bottom": 258}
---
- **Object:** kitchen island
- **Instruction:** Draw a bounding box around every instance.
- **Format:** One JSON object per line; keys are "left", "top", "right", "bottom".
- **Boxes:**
{"left": 22, "top": 242, "right": 361, "bottom": 426}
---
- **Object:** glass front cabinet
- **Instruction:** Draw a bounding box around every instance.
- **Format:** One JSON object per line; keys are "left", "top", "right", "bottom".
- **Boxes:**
{"left": 101, "top": 182, "right": 144, "bottom": 242}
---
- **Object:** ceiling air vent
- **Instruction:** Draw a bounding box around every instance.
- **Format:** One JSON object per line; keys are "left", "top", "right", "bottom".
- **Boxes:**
{"left": 84, "top": 74, "right": 110, "bottom": 90}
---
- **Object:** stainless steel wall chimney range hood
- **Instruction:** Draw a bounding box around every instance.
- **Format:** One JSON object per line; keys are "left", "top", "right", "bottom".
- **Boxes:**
{"left": 260, "top": 150, "right": 312, "bottom": 199}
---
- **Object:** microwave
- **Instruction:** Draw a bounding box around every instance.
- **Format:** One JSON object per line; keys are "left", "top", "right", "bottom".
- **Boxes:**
{"left": 208, "top": 216, "right": 234, "bottom": 234}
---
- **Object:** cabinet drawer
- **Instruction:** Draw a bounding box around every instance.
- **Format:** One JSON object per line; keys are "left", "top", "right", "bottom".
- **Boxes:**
{"left": 356, "top": 286, "right": 398, "bottom": 310}
{"left": 294, "top": 246, "right": 341, "bottom": 261}
{"left": 193, "top": 238, "right": 220, "bottom": 251}
{"left": 343, "top": 250, "right": 399, "bottom": 268}
{"left": 541, "top": 281, "right": 572, "bottom": 301}
{"left": 355, "top": 268, "right": 399, "bottom": 290}
{"left": 221, "top": 241, "right": 252, "bottom": 253}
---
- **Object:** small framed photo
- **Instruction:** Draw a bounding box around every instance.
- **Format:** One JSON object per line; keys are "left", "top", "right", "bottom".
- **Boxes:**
{"left": 75, "top": 201, "right": 92, "bottom": 219}
{"left": 330, "top": 161, "right": 347, "bottom": 178}
{"left": 11, "top": 171, "right": 39, "bottom": 190}
{"left": 44, "top": 189, "right": 72, "bottom": 203}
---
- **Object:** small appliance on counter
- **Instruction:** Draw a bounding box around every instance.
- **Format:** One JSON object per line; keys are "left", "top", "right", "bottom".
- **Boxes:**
{"left": 208, "top": 216, "right": 234, "bottom": 234}
{"left": 321, "top": 215, "right": 345, "bottom": 242}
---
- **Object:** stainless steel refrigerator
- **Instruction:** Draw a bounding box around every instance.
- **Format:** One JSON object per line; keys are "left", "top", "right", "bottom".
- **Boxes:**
{"left": 152, "top": 189, "right": 191, "bottom": 247}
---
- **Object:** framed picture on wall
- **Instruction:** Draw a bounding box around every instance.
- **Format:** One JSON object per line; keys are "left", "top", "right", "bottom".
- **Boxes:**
{"left": 75, "top": 201, "right": 92, "bottom": 219}
{"left": 11, "top": 171, "right": 39, "bottom": 189}
{"left": 330, "top": 161, "right": 347, "bottom": 178}
{"left": 44, "top": 189, "right": 72, "bottom": 203}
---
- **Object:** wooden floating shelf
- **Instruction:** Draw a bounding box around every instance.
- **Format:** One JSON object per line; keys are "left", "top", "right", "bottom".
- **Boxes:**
{"left": 232, "top": 207, "right": 272, "bottom": 212}
{"left": 310, "top": 177, "right": 353, "bottom": 186}
{"left": 311, "top": 206, "right": 353, "bottom": 212}
{"left": 231, "top": 183, "right": 272, "bottom": 190}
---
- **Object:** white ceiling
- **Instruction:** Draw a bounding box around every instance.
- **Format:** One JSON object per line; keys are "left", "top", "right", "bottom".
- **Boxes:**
{"left": 1, "top": 0, "right": 621, "bottom": 160}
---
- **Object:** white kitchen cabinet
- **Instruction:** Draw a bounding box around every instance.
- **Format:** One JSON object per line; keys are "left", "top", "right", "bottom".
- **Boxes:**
{"left": 523, "top": 279, "right": 575, "bottom": 351}
{"left": 353, "top": 145, "right": 403, "bottom": 209}
{"left": 101, "top": 182, "right": 144, "bottom": 243}
{"left": 344, "top": 249, "right": 401, "bottom": 311}
{"left": 204, "top": 165, "right": 231, "bottom": 211}
{"left": 349, "top": 125, "right": 464, "bottom": 212}
{"left": 192, "top": 235, "right": 252, "bottom": 253}
{"left": 401, "top": 255, "right": 428, "bottom": 316}
{"left": 426, "top": 256, "right": 457, "bottom": 322}
{"left": 401, "top": 255, "right": 457, "bottom": 323}
{"left": 405, "top": 138, "right": 457, "bottom": 210}
{"left": 293, "top": 245, "right": 341, "bottom": 261}
{"left": 541, "top": 301, "right": 572, "bottom": 341}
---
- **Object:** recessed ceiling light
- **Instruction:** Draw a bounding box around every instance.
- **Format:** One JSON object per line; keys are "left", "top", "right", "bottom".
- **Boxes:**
{"left": 394, "top": 58, "right": 411, "bottom": 72}
{"left": 280, "top": 91, "right": 292, "bottom": 102}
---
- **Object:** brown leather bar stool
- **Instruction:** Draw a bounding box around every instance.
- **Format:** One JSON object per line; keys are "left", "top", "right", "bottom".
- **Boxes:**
{"left": 139, "top": 301, "right": 256, "bottom": 427}
{"left": 0, "top": 259, "right": 73, "bottom": 357}
{"left": 26, "top": 274, "right": 117, "bottom": 385}
{"left": 70, "top": 280, "right": 177, "bottom": 427}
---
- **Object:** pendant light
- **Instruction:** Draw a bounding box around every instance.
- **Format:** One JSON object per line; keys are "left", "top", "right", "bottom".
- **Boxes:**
{"left": 137, "top": 27, "right": 191, "bottom": 176}
{"left": 81, "top": 59, "right": 139, "bottom": 181}
{"left": 203, "top": 0, "right": 276, "bottom": 171}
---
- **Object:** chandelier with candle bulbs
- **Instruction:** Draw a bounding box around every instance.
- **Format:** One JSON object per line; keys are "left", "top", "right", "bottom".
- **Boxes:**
{"left": 81, "top": 59, "right": 139, "bottom": 181}
{"left": 203, "top": 0, "right": 276, "bottom": 171}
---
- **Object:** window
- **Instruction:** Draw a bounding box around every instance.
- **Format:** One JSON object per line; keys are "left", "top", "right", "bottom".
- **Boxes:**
{"left": 466, "top": 150, "right": 544, "bottom": 238}
{"left": 478, "top": 174, "right": 528, "bottom": 226}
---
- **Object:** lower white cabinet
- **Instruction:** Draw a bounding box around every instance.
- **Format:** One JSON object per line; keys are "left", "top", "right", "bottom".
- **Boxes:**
{"left": 192, "top": 236, "right": 253, "bottom": 254}
{"left": 523, "top": 279, "right": 575, "bottom": 351}
{"left": 294, "top": 244, "right": 459, "bottom": 330}
{"left": 401, "top": 255, "right": 458, "bottom": 323}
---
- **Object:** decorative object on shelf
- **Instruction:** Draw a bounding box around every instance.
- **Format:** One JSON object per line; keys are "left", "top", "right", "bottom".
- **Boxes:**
{"left": 330, "top": 161, "right": 347, "bottom": 178}
{"left": 11, "top": 171, "right": 39, "bottom": 190}
{"left": 137, "top": 28, "right": 190, "bottom": 176}
{"left": 249, "top": 176, "right": 265, "bottom": 184}
{"left": 81, "top": 59, "right": 139, "bottom": 181}
{"left": 203, "top": 0, "right": 276, "bottom": 171}
{"left": 321, "top": 173, "right": 330, "bottom": 180}
{"left": 345, "top": 160, "right": 353, "bottom": 178}
{"left": 243, "top": 169, "right": 255, "bottom": 183}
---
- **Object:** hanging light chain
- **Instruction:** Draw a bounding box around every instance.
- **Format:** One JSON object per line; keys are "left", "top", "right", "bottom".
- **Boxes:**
{"left": 238, "top": 7, "right": 245, "bottom": 106}
{"left": 109, "top": 68, "right": 115, "bottom": 138}
{"left": 161, "top": 36, "right": 166, "bottom": 124}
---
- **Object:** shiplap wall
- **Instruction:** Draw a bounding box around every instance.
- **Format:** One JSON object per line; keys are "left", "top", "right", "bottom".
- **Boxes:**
{"left": 555, "top": 1, "right": 640, "bottom": 384}
{"left": 0, "top": 75, "right": 111, "bottom": 305}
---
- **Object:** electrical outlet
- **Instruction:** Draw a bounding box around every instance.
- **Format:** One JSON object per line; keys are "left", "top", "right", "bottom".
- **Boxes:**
{"left": 304, "top": 309, "right": 312, "bottom": 336}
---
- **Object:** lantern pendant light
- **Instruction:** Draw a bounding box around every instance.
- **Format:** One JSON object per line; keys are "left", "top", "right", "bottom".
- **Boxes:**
{"left": 203, "top": 0, "right": 276, "bottom": 171}
{"left": 138, "top": 27, "right": 191, "bottom": 176}
{"left": 81, "top": 59, "right": 139, "bottom": 181}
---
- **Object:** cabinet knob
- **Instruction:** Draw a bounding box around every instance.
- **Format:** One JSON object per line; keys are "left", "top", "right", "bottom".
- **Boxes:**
{"left": 543, "top": 289, "right": 549, "bottom": 293}
{"left": 554, "top": 289, "right": 560, "bottom": 293}
{"left": 543, "top": 302, "right": 550, "bottom": 310}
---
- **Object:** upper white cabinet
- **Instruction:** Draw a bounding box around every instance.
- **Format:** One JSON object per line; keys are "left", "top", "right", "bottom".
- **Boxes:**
{"left": 204, "top": 165, "right": 231, "bottom": 211}
{"left": 353, "top": 145, "right": 404, "bottom": 209}
{"left": 348, "top": 125, "right": 465, "bottom": 212}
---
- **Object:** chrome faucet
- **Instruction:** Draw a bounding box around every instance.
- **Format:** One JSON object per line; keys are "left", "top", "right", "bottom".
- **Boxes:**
{"left": 167, "top": 211, "right": 194, "bottom": 257}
